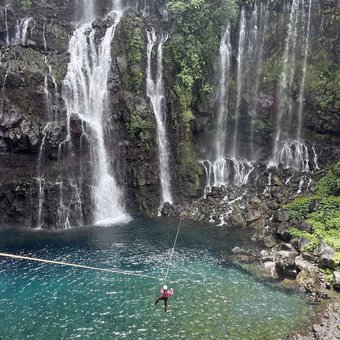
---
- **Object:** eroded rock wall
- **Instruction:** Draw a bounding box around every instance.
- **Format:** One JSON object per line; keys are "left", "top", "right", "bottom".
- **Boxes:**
{"left": 0, "top": 0, "right": 339, "bottom": 228}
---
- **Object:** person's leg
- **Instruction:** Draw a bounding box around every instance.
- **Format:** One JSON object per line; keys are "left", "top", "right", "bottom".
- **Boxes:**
{"left": 164, "top": 298, "right": 168, "bottom": 312}
{"left": 154, "top": 297, "right": 161, "bottom": 305}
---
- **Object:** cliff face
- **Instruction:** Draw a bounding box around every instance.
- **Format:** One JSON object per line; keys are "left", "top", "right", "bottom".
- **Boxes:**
{"left": 0, "top": 0, "right": 339, "bottom": 228}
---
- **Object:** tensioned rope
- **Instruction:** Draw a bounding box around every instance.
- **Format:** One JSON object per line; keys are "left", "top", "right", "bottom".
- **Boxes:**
{"left": 0, "top": 252, "right": 160, "bottom": 280}
{"left": 163, "top": 216, "right": 184, "bottom": 283}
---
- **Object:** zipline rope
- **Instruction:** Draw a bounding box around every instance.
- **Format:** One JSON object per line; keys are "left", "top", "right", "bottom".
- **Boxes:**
{"left": 164, "top": 216, "right": 184, "bottom": 283}
{"left": 0, "top": 252, "right": 161, "bottom": 280}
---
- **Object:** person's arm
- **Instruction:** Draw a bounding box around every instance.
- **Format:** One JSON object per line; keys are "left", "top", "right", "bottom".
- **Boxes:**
{"left": 169, "top": 288, "right": 174, "bottom": 296}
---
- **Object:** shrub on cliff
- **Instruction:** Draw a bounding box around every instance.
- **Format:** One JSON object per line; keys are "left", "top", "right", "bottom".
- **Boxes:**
{"left": 286, "top": 162, "right": 340, "bottom": 267}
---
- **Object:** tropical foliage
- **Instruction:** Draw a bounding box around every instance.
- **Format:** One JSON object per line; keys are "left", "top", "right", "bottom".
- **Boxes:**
{"left": 286, "top": 162, "right": 340, "bottom": 266}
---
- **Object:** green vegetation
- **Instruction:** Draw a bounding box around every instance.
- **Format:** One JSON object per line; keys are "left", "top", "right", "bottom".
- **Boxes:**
{"left": 305, "top": 51, "right": 340, "bottom": 111}
{"left": 304, "top": 0, "right": 340, "bottom": 112}
{"left": 168, "top": 0, "right": 237, "bottom": 88}
{"left": 285, "top": 162, "right": 340, "bottom": 267}
{"left": 262, "top": 53, "right": 282, "bottom": 91}
{"left": 126, "top": 111, "right": 155, "bottom": 151}
{"left": 253, "top": 118, "right": 272, "bottom": 134}
{"left": 126, "top": 112, "right": 154, "bottom": 137}
{"left": 168, "top": 0, "right": 237, "bottom": 122}
{"left": 20, "top": 0, "right": 32, "bottom": 12}
{"left": 316, "top": 162, "right": 340, "bottom": 195}
{"left": 174, "top": 85, "right": 194, "bottom": 129}
{"left": 125, "top": 26, "right": 145, "bottom": 92}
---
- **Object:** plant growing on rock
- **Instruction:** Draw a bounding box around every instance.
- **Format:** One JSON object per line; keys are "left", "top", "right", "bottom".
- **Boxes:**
{"left": 286, "top": 162, "right": 340, "bottom": 267}
{"left": 20, "top": 0, "right": 32, "bottom": 12}
{"left": 168, "top": 0, "right": 238, "bottom": 121}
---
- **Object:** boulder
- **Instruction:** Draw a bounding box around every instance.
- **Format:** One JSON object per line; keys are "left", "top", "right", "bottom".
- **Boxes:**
{"left": 263, "top": 234, "right": 277, "bottom": 248}
{"left": 272, "top": 209, "right": 290, "bottom": 222}
{"left": 333, "top": 271, "right": 340, "bottom": 290}
{"left": 272, "top": 175, "right": 282, "bottom": 186}
{"left": 297, "top": 222, "right": 313, "bottom": 233}
{"left": 290, "top": 237, "right": 311, "bottom": 251}
{"left": 260, "top": 250, "right": 272, "bottom": 262}
{"left": 276, "top": 222, "right": 291, "bottom": 240}
{"left": 228, "top": 192, "right": 238, "bottom": 201}
{"left": 249, "top": 196, "right": 262, "bottom": 205}
{"left": 248, "top": 217, "right": 266, "bottom": 230}
{"left": 296, "top": 269, "right": 321, "bottom": 293}
{"left": 273, "top": 243, "right": 299, "bottom": 277}
{"left": 245, "top": 209, "right": 262, "bottom": 222}
{"left": 229, "top": 212, "right": 247, "bottom": 228}
{"left": 295, "top": 255, "right": 317, "bottom": 272}
{"left": 231, "top": 246, "right": 242, "bottom": 254}
{"left": 308, "top": 199, "right": 320, "bottom": 212}
{"left": 262, "top": 261, "right": 279, "bottom": 279}
{"left": 160, "top": 202, "right": 173, "bottom": 216}
{"left": 313, "top": 241, "right": 336, "bottom": 269}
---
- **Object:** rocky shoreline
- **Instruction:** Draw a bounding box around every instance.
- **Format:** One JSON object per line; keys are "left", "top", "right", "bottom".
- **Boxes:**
{"left": 162, "top": 164, "right": 340, "bottom": 339}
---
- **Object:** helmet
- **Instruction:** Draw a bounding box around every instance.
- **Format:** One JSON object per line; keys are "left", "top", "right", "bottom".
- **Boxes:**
{"left": 163, "top": 285, "right": 168, "bottom": 290}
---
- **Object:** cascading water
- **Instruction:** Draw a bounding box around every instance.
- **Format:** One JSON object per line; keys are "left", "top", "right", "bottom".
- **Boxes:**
{"left": 200, "top": 27, "right": 232, "bottom": 190}
{"left": 59, "top": 0, "right": 130, "bottom": 227}
{"left": 249, "top": 2, "right": 268, "bottom": 159}
{"left": 4, "top": 7, "right": 11, "bottom": 46}
{"left": 35, "top": 24, "right": 61, "bottom": 228}
{"left": 200, "top": 5, "right": 266, "bottom": 193}
{"left": 146, "top": 28, "right": 173, "bottom": 208}
{"left": 297, "top": 0, "right": 312, "bottom": 139}
{"left": 14, "top": 17, "right": 33, "bottom": 45}
{"left": 269, "top": 0, "right": 315, "bottom": 172}
{"left": 215, "top": 26, "right": 231, "bottom": 163}
{"left": 42, "top": 24, "right": 58, "bottom": 121}
{"left": 4, "top": 6, "right": 32, "bottom": 47}
{"left": 231, "top": 8, "right": 246, "bottom": 159}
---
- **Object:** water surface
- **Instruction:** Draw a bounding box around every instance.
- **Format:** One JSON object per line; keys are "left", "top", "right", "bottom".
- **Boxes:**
{"left": 0, "top": 217, "right": 313, "bottom": 339}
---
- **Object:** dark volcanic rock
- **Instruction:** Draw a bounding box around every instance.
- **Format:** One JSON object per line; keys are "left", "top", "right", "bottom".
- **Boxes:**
{"left": 333, "top": 271, "right": 340, "bottom": 290}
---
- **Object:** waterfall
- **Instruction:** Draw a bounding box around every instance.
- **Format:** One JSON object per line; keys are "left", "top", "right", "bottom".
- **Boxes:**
{"left": 200, "top": 26, "right": 233, "bottom": 191}
{"left": 200, "top": 158, "right": 253, "bottom": 193}
{"left": 249, "top": 2, "right": 268, "bottom": 159}
{"left": 0, "top": 64, "right": 8, "bottom": 118}
{"left": 4, "top": 6, "right": 32, "bottom": 47}
{"left": 35, "top": 177, "right": 45, "bottom": 228}
{"left": 14, "top": 17, "right": 33, "bottom": 45}
{"left": 146, "top": 28, "right": 173, "bottom": 207}
{"left": 4, "top": 7, "right": 10, "bottom": 46}
{"left": 273, "top": 0, "right": 299, "bottom": 150}
{"left": 43, "top": 24, "right": 58, "bottom": 121}
{"left": 270, "top": 0, "right": 314, "bottom": 171}
{"left": 200, "top": 16, "right": 255, "bottom": 192}
{"left": 214, "top": 26, "right": 231, "bottom": 161}
{"left": 297, "top": 0, "right": 312, "bottom": 139}
{"left": 59, "top": 0, "right": 130, "bottom": 226}
{"left": 231, "top": 8, "right": 246, "bottom": 158}
{"left": 35, "top": 25, "right": 60, "bottom": 228}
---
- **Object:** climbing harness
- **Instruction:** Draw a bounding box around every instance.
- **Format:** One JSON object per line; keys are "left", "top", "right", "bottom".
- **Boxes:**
{"left": 0, "top": 252, "right": 160, "bottom": 280}
{"left": 163, "top": 215, "right": 184, "bottom": 283}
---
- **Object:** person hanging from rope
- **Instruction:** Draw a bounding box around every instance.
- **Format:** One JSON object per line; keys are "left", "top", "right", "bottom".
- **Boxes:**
{"left": 154, "top": 285, "right": 174, "bottom": 312}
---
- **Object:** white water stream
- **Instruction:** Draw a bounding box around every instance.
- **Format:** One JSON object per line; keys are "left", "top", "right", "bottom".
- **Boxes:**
{"left": 146, "top": 28, "right": 173, "bottom": 207}
{"left": 61, "top": 0, "right": 130, "bottom": 226}
{"left": 270, "top": 0, "right": 315, "bottom": 171}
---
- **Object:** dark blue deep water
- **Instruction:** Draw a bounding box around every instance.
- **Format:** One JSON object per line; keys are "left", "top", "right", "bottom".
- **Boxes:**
{"left": 0, "top": 217, "right": 313, "bottom": 339}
